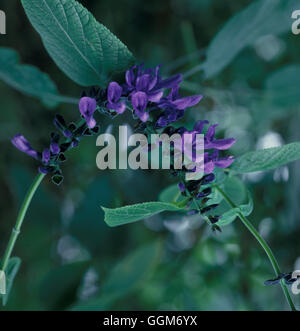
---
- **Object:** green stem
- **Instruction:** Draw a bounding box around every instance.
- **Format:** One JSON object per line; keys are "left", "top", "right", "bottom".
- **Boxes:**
{"left": 1, "top": 173, "right": 45, "bottom": 272}
{"left": 214, "top": 184, "right": 296, "bottom": 311}
{"left": 1, "top": 117, "right": 86, "bottom": 272}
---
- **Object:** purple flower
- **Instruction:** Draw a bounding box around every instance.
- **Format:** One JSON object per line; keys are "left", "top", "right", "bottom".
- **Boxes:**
{"left": 39, "top": 166, "right": 49, "bottom": 174}
{"left": 192, "top": 120, "right": 236, "bottom": 151}
{"left": 204, "top": 154, "right": 215, "bottom": 174}
{"left": 42, "top": 148, "right": 50, "bottom": 164}
{"left": 178, "top": 182, "right": 186, "bottom": 192}
{"left": 53, "top": 115, "right": 73, "bottom": 139}
{"left": 201, "top": 173, "right": 215, "bottom": 184}
{"left": 196, "top": 188, "right": 212, "bottom": 199}
{"left": 174, "top": 121, "right": 235, "bottom": 174}
{"left": 79, "top": 97, "right": 97, "bottom": 129}
{"left": 156, "top": 107, "right": 185, "bottom": 128}
{"left": 11, "top": 134, "right": 38, "bottom": 159}
{"left": 38, "top": 165, "right": 55, "bottom": 175}
{"left": 156, "top": 86, "right": 203, "bottom": 127}
{"left": 50, "top": 142, "right": 60, "bottom": 155}
{"left": 71, "top": 140, "right": 79, "bottom": 148}
{"left": 11, "top": 134, "right": 62, "bottom": 177}
{"left": 209, "top": 150, "right": 234, "bottom": 168}
{"left": 159, "top": 86, "right": 203, "bottom": 111}
{"left": 50, "top": 133, "right": 60, "bottom": 154}
{"left": 107, "top": 82, "right": 126, "bottom": 114}
{"left": 201, "top": 121, "right": 235, "bottom": 173}
{"left": 124, "top": 64, "right": 182, "bottom": 122}
{"left": 63, "top": 130, "right": 73, "bottom": 138}
{"left": 122, "top": 64, "right": 203, "bottom": 126}
{"left": 156, "top": 116, "right": 169, "bottom": 128}
{"left": 131, "top": 92, "right": 149, "bottom": 122}
{"left": 203, "top": 123, "right": 235, "bottom": 150}
{"left": 125, "top": 65, "right": 181, "bottom": 99}
{"left": 204, "top": 151, "right": 234, "bottom": 174}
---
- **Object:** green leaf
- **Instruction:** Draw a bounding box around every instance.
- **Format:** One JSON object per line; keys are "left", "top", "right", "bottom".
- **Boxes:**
{"left": 102, "top": 201, "right": 184, "bottom": 227}
{"left": 0, "top": 47, "right": 59, "bottom": 107}
{"left": 211, "top": 167, "right": 227, "bottom": 185}
{"left": 159, "top": 183, "right": 185, "bottom": 203}
{"left": 206, "top": 186, "right": 223, "bottom": 206}
{"left": 221, "top": 176, "right": 247, "bottom": 204}
{"left": 217, "top": 192, "right": 253, "bottom": 227}
{"left": 21, "top": 0, "right": 135, "bottom": 86}
{"left": 203, "top": 0, "right": 298, "bottom": 78}
{"left": 231, "top": 142, "right": 300, "bottom": 174}
{"left": 210, "top": 176, "right": 253, "bottom": 227}
{"left": 265, "top": 65, "right": 300, "bottom": 107}
{"left": 0, "top": 257, "right": 21, "bottom": 306}
{"left": 238, "top": 193, "right": 254, "bottom": 216}
{"left": 72, "top": 241, "right": 161, "bottom": 310}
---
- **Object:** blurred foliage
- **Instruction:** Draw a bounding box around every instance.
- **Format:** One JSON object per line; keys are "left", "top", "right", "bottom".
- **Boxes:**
{"left": 0, "top": 0, "right": 300, "bottom": 310}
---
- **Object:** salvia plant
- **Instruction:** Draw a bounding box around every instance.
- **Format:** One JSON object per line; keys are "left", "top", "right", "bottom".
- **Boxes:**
{"left": 1, "top": 0, "right": 300, "bottom": 310}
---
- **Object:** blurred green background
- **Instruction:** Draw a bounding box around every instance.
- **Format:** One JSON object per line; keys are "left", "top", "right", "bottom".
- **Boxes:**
{"left": 0, "top": 0, "right": 300, "bottom": 310}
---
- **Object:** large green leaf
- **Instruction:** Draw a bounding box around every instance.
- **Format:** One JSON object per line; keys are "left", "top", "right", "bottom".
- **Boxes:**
{"left": 0, "top": 47, "right": 59, "bottom": 107}
{"left": 21, "top": 0, "right": 135, "bottom": 86}
{"left": 0, "top": 257, "right": 21, "bottom": 306}
{"left": 102, "top": 201, "right": 184, "bottom": 227}
{"left": 231, "top": 142, "right": 300, "bottom": 174}
{"left": 72, "top": 241, "right": 160, "bottom": 310}
{"left": 203, "top": 0, "right": 298, "bottom": 78}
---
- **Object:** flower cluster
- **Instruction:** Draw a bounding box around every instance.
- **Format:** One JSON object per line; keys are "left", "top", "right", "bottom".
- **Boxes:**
{"left": 12, "top": 102, "right": 100, "bottom": 185}
{"left": 170, "top": 122, "right": 235, "bottom": 232}
{"left": 176, "top": 120, "right": 235, "bottom": 174}
{"left": 95, "top": 64, "right": 203, "bottom": 126}
{"left": 177, "top": 173, "right": 222, "bottom": 231}
{"left": 11, "top": 64, "right": 235, "bottom": 229}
